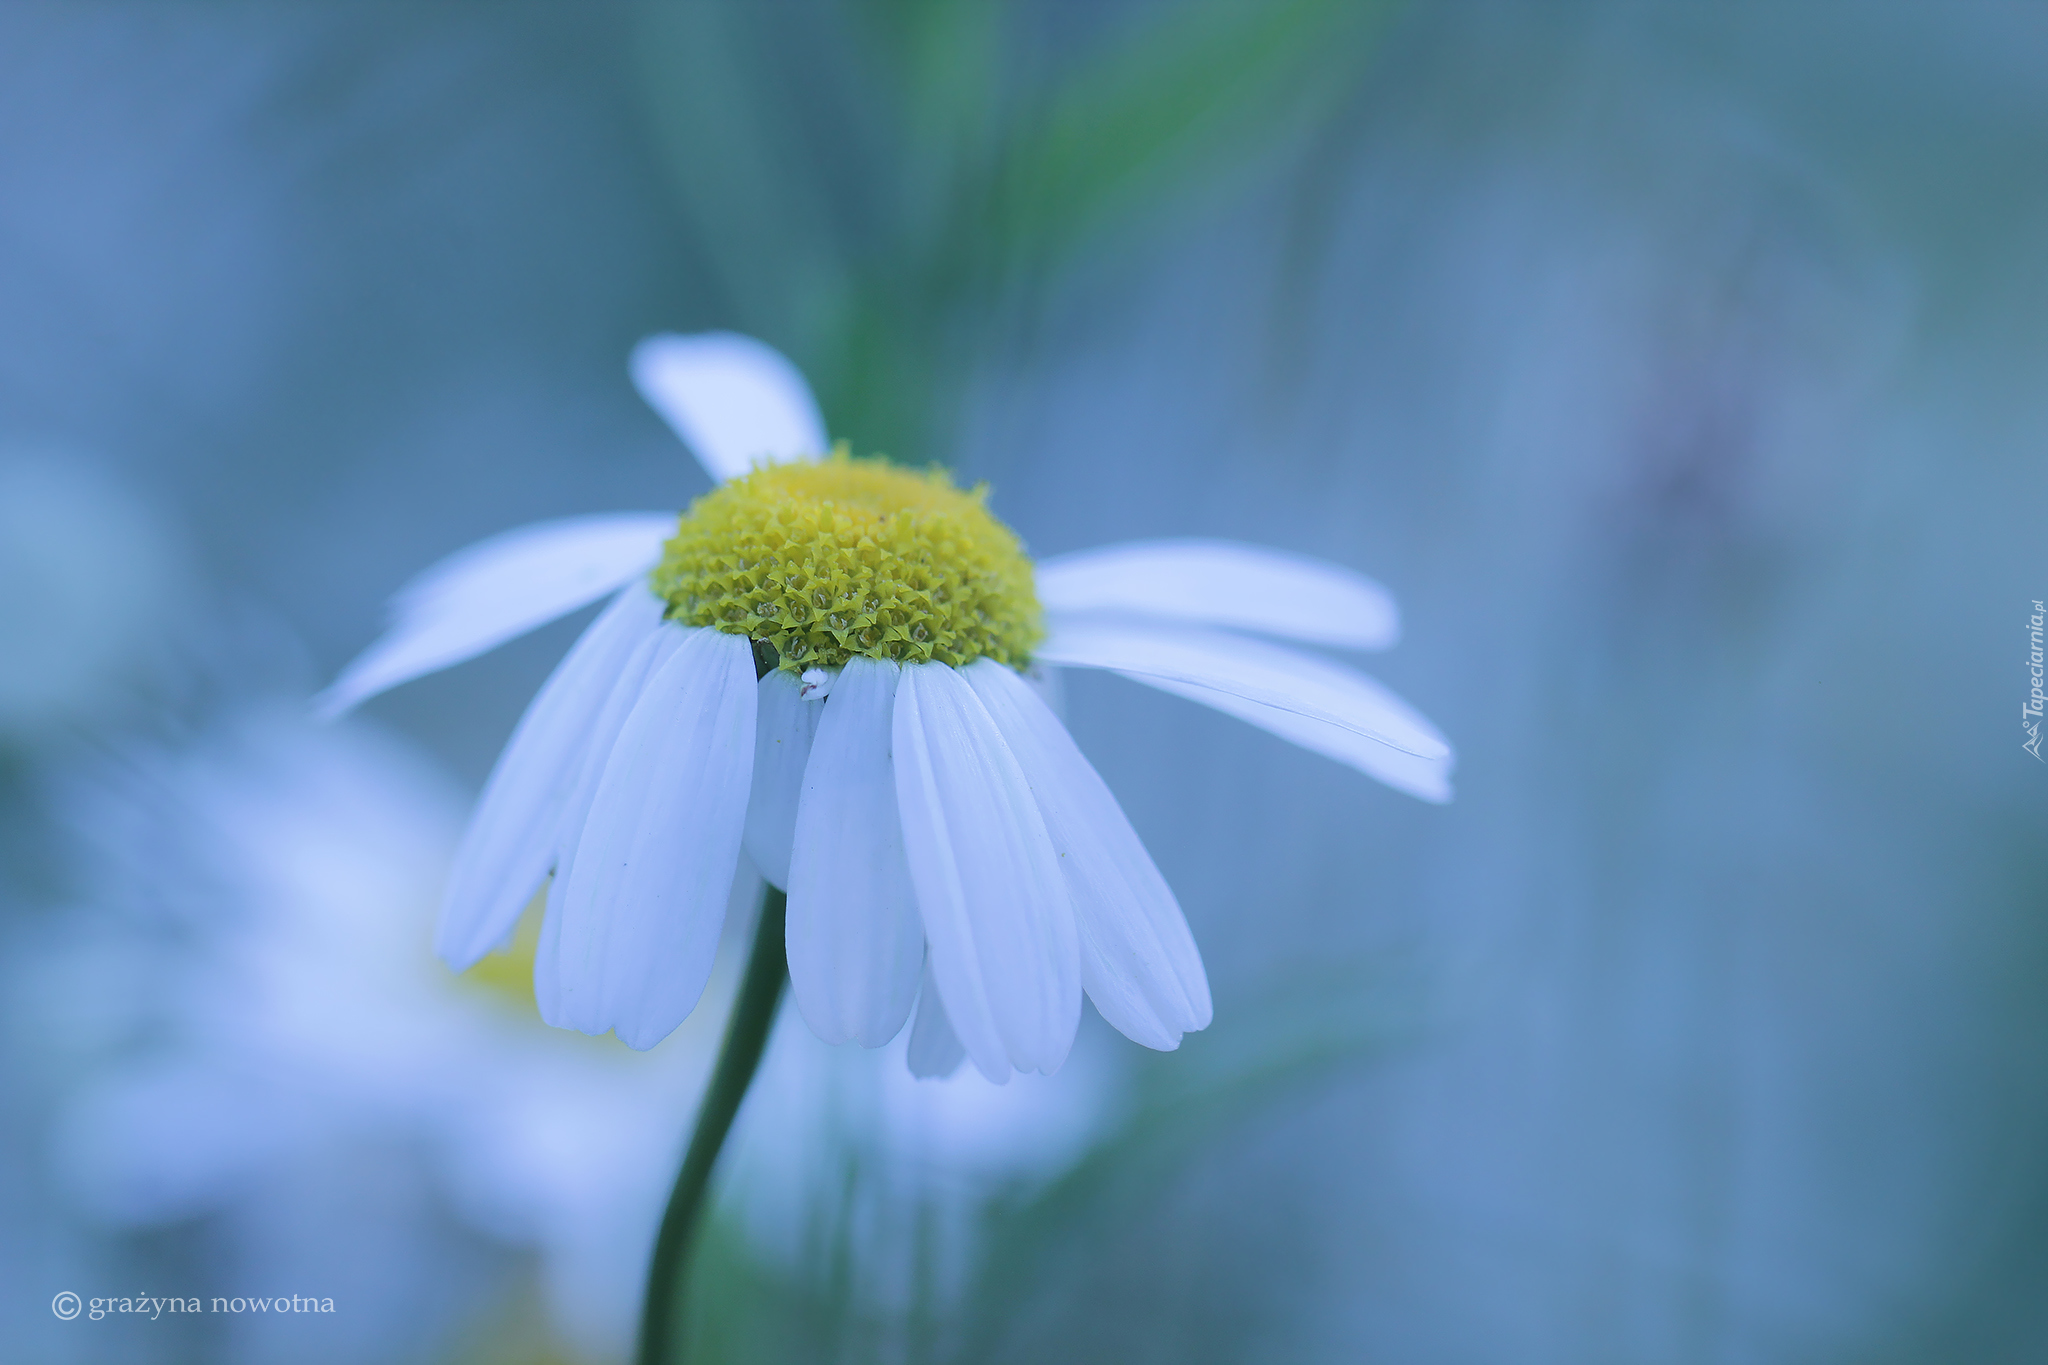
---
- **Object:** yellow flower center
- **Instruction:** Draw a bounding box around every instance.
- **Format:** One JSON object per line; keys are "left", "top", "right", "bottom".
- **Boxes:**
{"left": 650, "top": 450, "right": 1042, "bottom": 672}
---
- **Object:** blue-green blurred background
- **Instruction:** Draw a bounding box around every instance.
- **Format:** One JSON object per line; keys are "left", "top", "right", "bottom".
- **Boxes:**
{"left": 5, "top": 3, "right": 2046, "bottom": 1362}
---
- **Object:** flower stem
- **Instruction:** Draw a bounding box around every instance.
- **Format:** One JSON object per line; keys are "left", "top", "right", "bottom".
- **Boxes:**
{"left": 636, "top": 883, "right": 788, "bottom": 1365}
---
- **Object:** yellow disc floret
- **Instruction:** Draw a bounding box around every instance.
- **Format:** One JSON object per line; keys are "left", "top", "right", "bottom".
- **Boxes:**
{"left": 650, "top": 449, "right": 1042, "bottom": 672}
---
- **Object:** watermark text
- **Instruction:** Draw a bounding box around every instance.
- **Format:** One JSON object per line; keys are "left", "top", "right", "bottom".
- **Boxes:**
{"left": 53, "top": 1291, "right": 335, "bottom": 1321}
{"left": 2027, "top": 600, "right": 2044, "bottom": 761}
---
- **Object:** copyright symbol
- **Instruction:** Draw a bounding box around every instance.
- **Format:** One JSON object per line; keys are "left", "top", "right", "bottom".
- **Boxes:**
{"left": 52, "top": 1291, "right": 81, "bottom": 1320}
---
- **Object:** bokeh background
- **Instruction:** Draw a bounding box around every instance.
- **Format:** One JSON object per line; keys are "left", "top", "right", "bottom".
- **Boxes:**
{"left": 4, "top": 2, "right": 2046, "bottom": 1362}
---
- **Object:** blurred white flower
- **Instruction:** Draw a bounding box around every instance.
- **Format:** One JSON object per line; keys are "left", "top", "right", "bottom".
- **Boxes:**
{"left": 46, "top": 708, "right": 711, "bottom": 1362}
{"left": 320, "top": 333, "right": 1453, "bottom": 1080}
{"left": 723, "top": 992, "right": 1120, "bottom": 1316}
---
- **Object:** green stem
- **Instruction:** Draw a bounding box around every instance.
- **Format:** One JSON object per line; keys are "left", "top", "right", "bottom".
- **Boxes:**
{"left": 636, "top": 883, "right": 788, "bottom": 1365}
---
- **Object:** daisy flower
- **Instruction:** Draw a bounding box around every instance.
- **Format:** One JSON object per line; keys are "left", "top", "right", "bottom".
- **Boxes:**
{"left": 320, "top": 333, "right": 1453, "bottom": 1083}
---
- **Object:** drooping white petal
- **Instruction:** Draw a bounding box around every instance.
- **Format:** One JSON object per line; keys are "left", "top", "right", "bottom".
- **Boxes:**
{"left": 893, "top": 662, "right": 1079, "bottom": 1082}
{"left": 1036, "top": 538, "right": 1398, "bottom": 649}
{"left": 965, "top": 659, "right": 1210, "bottom": 1050}
{"left": 547, "top": 627, "right": 757, "bottom": 1049}
{"left": 547, "top": 626, "right": 690, "bottom": 892}
{"left": 315, "top": 513, "right": 676, "bottom": 718}
{"left": 741, "top": 669, "right": 821, "bottom": 889}
{"left": 785, "top": 658, "right": 923, "bottom": 1048}
{"left": 533, "top": 624, "right": 693, "bottom": 1026}
{"left": 1135, "top": 672, "right": 1453, "bottom": 802}
{"left": 1035, "top": 619, "right": 1454, "bottom": 801}
{"left": 906, "top": 959, "right": 967, "bottom": 1080}
{"left": 435, "top": 587, "right": 665, "bottom": 970}
{"left": 630, "top": 332, "right": 828, "bottom": 484}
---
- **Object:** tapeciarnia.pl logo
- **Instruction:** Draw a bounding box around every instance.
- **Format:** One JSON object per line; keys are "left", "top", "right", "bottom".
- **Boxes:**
{"left": 2026, "top": 600, "right": 2044, "bottom": 761}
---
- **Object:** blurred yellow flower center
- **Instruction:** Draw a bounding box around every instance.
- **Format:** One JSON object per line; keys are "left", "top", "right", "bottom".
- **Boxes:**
{"left": 460, "top": 890, "right": 544, "bottom": 1011}
{"left": 461, "top": 892, "right": 629, "bottom": 1052}
{"left": 650, "top": 449, "right": 1042, "bottom": 672}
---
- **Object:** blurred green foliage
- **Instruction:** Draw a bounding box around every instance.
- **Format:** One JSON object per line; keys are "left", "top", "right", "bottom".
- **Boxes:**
{"left": 633, "top": 0, "right": 1402, "bottom": 465}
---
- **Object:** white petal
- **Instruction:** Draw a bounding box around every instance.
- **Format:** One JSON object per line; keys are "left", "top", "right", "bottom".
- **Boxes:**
{"left": 893, "top": 663, "right": 1079, "bottom": 1081}
{"left": 533, "top": 624, "right": 694, "bottom": 1026}
{"left": 965, "top": 659, "right": 1210, "bottom": 1050}
{"left": 906, "top": 958, "right": 967, "bottom": 1079}
{"left": 547, "top": 627, "right": 757, "bottom": 1049}
{"left": 785, "top": 657, "right": 923, "bottom": 1047}
{"left": 630, "top": 332, "right": 828, "bottom": 483}
{"left": 1035, "top": 620, "right": 1453, "bottom": 801}
{"left": 1036, "top": 538, "right": 1398, "bottom": 649}
{"left": 534, "top": 624, "right": 694, "bottom": 1026}
{"left": 316, "top": 513, "right": 675, "bottom": 718}
{"left": 548, "top": 626, "right": 690, "bottom": 890}
{"left": 1134, "top": 672, "right": 1453, "bottom": 802}
{"left": 435, "top": 587, "right": 665, "bottom": 970}
{"left": 741, "top": 669, "right": 820, "bottom": 889}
